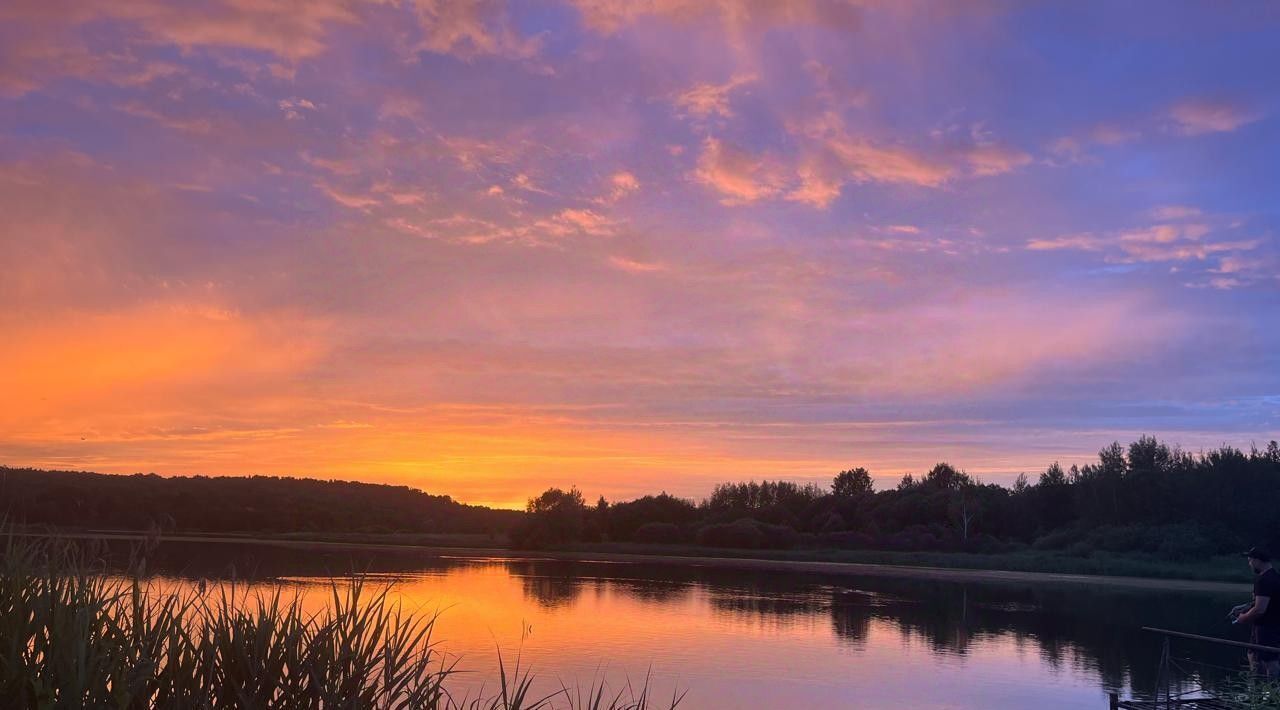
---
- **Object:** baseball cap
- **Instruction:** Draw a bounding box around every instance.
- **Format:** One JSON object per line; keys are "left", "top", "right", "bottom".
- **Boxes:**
{"left": 1243, "top": 547, "right": 1271, "bottom": 562}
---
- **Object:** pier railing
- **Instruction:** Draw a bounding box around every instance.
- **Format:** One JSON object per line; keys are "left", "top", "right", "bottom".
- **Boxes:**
{"left": 1108, "top": 627, "right": 1280, "bottom": 709}
{"left": 1141, "top": 627, "right": 1280, "bottom": 655}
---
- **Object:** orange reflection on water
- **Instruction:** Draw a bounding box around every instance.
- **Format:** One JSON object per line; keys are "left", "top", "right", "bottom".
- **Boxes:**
{"left": 141, "top": 556, "right": 1172, "bottom": 709}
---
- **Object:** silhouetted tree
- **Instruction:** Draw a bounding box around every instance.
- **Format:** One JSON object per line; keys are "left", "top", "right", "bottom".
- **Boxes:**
{"left": 512, "top": 487, "right": 589, "bottom": 548}
{"left": 833, "top": 467, "right": 873, "bottom": 498}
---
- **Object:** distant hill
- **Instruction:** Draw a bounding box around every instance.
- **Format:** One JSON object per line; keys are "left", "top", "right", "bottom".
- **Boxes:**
{"left": 0, "top": 467, "right": 522, "bottom": 536}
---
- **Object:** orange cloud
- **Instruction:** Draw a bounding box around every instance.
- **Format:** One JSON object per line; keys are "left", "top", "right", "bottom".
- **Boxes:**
{"left": 0, "top": 302, "right": 324, "bottom": 434}
{"left": 693, "top": 137, "right": 787, "bottom": 204}
{"left": 543, "top": 208, "right": 617, "bottom": 236}
{"left": 596, "top": 171, "right": 640, "bottom": 204}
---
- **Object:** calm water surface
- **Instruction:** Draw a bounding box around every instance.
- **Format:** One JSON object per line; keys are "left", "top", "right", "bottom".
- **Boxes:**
{"left": 130, "top": 542, "right": 1250, "bottom": 709}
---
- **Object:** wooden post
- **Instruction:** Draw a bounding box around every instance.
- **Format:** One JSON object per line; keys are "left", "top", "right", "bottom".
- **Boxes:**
{"left": 1108, "top": 691, "right": 1118, "bottom": 710}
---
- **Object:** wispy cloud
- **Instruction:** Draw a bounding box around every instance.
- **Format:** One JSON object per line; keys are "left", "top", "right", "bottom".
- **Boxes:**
{"left": 1168, "top": 99, "right": 1263, "bottom": 135}
{"left": 673, "top": 73, "right": 757, "bottom": 118}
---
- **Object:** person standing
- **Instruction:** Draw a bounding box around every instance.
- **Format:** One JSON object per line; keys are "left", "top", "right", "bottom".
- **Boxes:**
{"left": 1232, "top": 547, "right": 1280, "bottom": 677}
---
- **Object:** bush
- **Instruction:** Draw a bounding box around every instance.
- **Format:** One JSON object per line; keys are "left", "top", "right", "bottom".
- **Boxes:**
{"left": 1155, "top": 527, "right": 1216, "bottom": 561}
{"left": 1036, "top": 524, "right": 1220, "bottom": 561}
{"left": 1066, "top": 541, "right": 1095, "bottom": 558}
{"left": 819, "top": 531, "right": 876, "bottom": 549}
{"left": 632, "top": 522, "right": 684, "bottom": 545}
{"left": 962, "top": 533, "right": 1013, "bottom": 554}
{"left": 818, "top": 512, "right": 846, "bottom": 533}
{"left": 697, "top": 518, "right": 765, "bottom": 549}
{"left": 1032, "top": 526, "right": 1084, "bottom": 551}
{"left": 757, "top": 521, "right": 801, "bottom": 549}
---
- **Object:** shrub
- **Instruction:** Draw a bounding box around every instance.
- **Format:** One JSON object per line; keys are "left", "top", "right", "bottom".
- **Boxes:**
{"left": 1155, "top": 527, "right": 1216, "bottom": 561}
{"left": 696, "top": 519, "right": 765, "bottom": 549}
{"left": 819, "top": 531, "right": 876, "bottom": 549}
{"left": 1066, "top": 541, "right": 1095, "bottom": 558}
{"left": 963, "top": 533, "right": 1012, "bottom": 554}
{"left": 757, "top": 521, "right": 801, "bottom": 549}
{"left": 632, "top": 522, "right": 683, "bottom": 545}
{"left": 1032, "top": 526, "right": 1084, "bottom": 551}
{"left": 818, "top": 512, "right": 846, "bottom": 533}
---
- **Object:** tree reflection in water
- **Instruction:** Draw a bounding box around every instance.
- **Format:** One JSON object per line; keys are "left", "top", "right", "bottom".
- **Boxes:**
{"left": 113, "top": 540, "right": 1246, "bottom": 701}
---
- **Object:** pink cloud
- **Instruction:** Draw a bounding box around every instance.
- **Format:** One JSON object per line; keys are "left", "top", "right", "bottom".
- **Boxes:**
{"left": 962, "top": 143, "right": 1032, "bottom": 177}
{"left": 1029, "top": 219, "right": 1260, "bottom": 267}
{"left": 107, "top": 0, "right": 356, "bottom": 60}
{"left": 1, "top": 0, "right": 543, "bottom": 98}
{"left": 1089, "top": 124, "right": 1139, "bottom": 145}
{"left": 1046, "top": 123, "right": 1140, "bottom": 164}
{"left": 1149, "top": 205, "right": 1201, "bottom": 221}
{"left": 318, "top": 184, "right": 381, "bottom": 210}
{"left": 673, "top": 73, "right": 757, "bottom": 118}
{"left": 404, "top": 0, "right": 542, "bottom": 60}
{"left": 823, "top": 135, "right": 953, "bottom": 187}
{"left": 545, "top": 208, "right": 617, "bottom": 236}
{"left": 115, "top": 102, "right": 214, "bottom": 134}
{"left": 785, "top": 165, "right": 843, "bottom": 208}
{"left": 693, "top": 137, "right": 787, "bottom": 205}
{"left": 793, "top": 113, "right": 1029, "bottom": 194}
{"left": 886, "top": 225, "right": 921, "bottom": 234}
{"left": 596, "top": 171, "right": 640, "bottom": 204}
{"left": 1169, "top": 99, "right": 1262, "bottom": 135}
{"left": 571, "top": 0, "right": 862, "bottom": 34}
{"left": 1118, "top": 238, "right": 1259, "bottom": 264}
{"left": 608, "top": 256, "right": 667, "bottom": 273}
{"left": 1026, "top": 234, "right": 1105, "bottom": 251}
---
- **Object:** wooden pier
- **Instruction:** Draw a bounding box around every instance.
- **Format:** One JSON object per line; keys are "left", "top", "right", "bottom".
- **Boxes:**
{"left": 1108, "top": 627, "right": 1280, "bottom": 709}
{"left": 1110, "top": 695, "right": 1239, "bottom": 710}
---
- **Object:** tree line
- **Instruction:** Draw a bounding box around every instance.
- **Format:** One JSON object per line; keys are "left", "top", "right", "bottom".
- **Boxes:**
{"left": 5, "top": 436, "right": 1277, "bottom": 561}
{"left": 0, "top": 467, "right": 520, "bottom": 535}
{"left": 512, "top": 437, "right": 1280, "bottom": 560}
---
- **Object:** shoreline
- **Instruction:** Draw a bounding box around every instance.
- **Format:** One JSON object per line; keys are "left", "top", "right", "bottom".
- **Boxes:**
{"left": 27, "top": 530, "right": 1250, "bottom": 594}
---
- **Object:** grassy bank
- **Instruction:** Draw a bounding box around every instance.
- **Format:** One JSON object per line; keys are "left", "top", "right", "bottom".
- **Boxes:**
{"left": 0, "top": 535, "right": 679, "bottom": 709}
{"left": 32, "top": 527, "right": 1252, "bottom": 586}
{"left": 559, "top": 542, "right": 1250, "bottom": 584}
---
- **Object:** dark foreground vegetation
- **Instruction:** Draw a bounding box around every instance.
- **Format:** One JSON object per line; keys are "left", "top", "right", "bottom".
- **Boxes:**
{"left": 0, "top": 534, "right": 679, "bottom": 709}
{"left": 513, "top": 437, "right": 1280, "bottom": 570}
{"left": 0, "top": 467, "right": 520, "bottom": 536}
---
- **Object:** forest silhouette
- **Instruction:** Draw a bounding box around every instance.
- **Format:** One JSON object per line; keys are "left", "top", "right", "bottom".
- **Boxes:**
{"left": 5, "top": 436, "right": 1278, "bottom": 562}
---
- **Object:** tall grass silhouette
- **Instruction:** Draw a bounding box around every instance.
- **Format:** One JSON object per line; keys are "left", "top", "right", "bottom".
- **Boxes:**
{"left": 0, "top": 533, "right": 681, "bottom": 709}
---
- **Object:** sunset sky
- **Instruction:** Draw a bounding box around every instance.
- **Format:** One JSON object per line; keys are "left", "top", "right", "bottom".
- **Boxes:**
{"left": 2, "top": 2, "right": 1278, "bottom": 508}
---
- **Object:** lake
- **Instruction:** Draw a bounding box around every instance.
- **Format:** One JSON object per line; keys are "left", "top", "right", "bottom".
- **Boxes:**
{"left": 123, "top": 540, "right": 1252, "bottom": 709}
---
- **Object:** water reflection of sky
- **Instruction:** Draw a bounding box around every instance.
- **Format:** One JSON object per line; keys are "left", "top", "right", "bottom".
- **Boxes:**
{"left": 125, "top": 543, "right": 1249, "bottom": 709}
